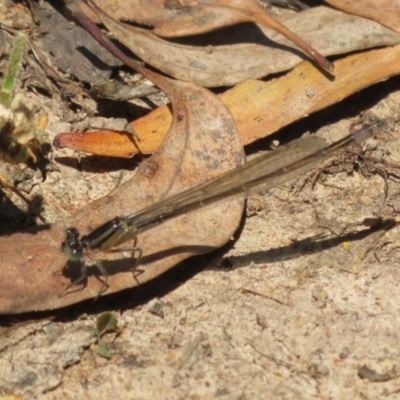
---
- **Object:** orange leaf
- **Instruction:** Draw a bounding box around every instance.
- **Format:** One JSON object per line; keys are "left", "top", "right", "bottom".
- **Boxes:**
{"left": 55, "top": 45, "right": 400, "bottom": 157}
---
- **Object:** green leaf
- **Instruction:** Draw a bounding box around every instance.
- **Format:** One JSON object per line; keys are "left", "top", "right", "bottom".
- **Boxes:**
{"left": 95, "top": 312, "right": 122, "bottom": 359}
{"left": 1, "top": 33, "right": 26, "bottom": 107}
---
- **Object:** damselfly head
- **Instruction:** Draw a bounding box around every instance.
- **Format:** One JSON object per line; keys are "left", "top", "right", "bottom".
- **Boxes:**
{"left": 62, "top": 228, "right": 85, "bottom": 262}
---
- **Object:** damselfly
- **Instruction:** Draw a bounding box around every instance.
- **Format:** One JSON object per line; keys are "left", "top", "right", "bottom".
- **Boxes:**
{"left": 61, "top": 121, "right": 385, "bottom": 296}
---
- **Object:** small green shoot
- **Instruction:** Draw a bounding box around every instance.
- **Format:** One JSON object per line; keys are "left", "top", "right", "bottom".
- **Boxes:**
{"left": 95, "top": 312, "right": 122, "bottom": 359}
{"left": 0, "top": 33, "right": 26, "bottom": 107}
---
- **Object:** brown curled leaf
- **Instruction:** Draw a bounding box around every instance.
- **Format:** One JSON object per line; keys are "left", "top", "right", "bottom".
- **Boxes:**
{"left": 0, "top": 79, "right": 245, "bottom": 314}
{"left": 0, "top": 12, "right": 245, "bottom": 314}
{"left": 54, "top": 44, "right": 400, "bottom": 157}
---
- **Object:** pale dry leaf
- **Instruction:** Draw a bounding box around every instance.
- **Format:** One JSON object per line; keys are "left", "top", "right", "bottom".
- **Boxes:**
{"left": 94, "top": 0, "right": 331, "bottom": 71}
{"left": 77, "top": 4, "right": 400, "bottom": 87}
{"left": 74, "top": 0, "right": 299, "bottom": 35}
{"left": 325, "top": 0, "right": 400, "bottom": 33}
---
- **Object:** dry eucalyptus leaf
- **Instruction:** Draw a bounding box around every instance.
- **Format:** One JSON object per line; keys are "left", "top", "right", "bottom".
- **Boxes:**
{"left": 81, "top": 0, "right": 331, "bottom": 71}
{"left": 56, "top": 44, "right": 400, "bottom": 157}
{"left": 0, "top": 27, "right": 246, "bottom": 313}
{"left": 325, "top": 0, "right": 400, "bottom": 33}
{"left": 77, "top": 4, "right": 400, "bottom": 87}
{"left": 268, "top": 0, "right": 309, "bottom": 10}
{"left": 77, "top": 0, "right": 292, "bottom": 37}
{"left": 129, "top": 0, "right": 331, "bottom": 70}
{"left": 131, "top": 44, "right": 400, "bottom": 148}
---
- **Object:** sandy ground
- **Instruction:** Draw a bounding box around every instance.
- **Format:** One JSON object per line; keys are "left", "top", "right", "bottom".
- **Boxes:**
{"left": 1, "top": 62, "right": 400, "bottom": 399}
